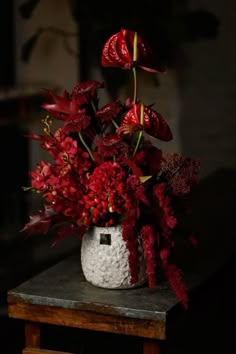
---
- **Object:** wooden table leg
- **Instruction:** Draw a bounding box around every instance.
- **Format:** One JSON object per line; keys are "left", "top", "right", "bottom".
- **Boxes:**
{"left": 25, "top": 322, "right": 40, "bottom": 348}
{"left": 143, "top": 339, "right": 161, "bottom": 354}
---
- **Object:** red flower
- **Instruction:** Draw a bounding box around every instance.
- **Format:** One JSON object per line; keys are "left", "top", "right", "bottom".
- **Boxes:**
{"left": 96, "top": 100, "right": 123, "bottom": 123}
{"left": 118, "top": 103, "right": 173, "bottom": 141}
{"left": 101, "top": 28, "right": 166, "bottom": 73}
{"left": 95, "top": 134, "right": 129, "bottom": 162}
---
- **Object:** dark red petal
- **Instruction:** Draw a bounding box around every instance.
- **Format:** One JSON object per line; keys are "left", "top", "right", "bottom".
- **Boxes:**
{"left": 62, "top": 114, "right": 91, "bottom": 134}
{"left": 101, "top": 31, "right": 133, "bottom": 69}
{"left": 72, "top": 80, "right": 104, "bottom": 99}
{"left": 101, "top": 33, "right": 122, "bottom": 66}
{"left": 116, "top": 29, "right": 133, "bottom": 66}
{"left": 120, "top": 104, "right": 140, "bottom": 126}
{"left": 96, "top": 100, "right": 123, "bottom": 122}
{"left": 137, "top": 36, "right": 166, "bottom": 73}
{"left": 143, "top": 105, "right": 173, "bottom": 141}
{"left": 119, "top": 104, "right": 172, "bottom": 141}
{"left": 117, "top": 105, "right": 141, "bottom": 135}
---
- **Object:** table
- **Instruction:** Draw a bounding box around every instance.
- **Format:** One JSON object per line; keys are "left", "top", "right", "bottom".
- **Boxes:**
{"left": 7, "top": 251, "right": 188, "bottom": 354}
{"left": 7, "top": 247, "right": 232, "bottom": 354}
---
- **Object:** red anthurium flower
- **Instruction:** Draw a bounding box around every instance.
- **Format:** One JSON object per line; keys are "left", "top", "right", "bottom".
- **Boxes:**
{"left": 118, "top": 103, "right": 173, "bottom": 141}
{"left": 101, "top": 28, "right": 166, "bottom": 73}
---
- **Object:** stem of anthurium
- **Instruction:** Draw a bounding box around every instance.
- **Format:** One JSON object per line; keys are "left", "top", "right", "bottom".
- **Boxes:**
{"left": 132, "top": 67, "right": 137, "bottom": 104}
{"left": 91, "top": 101, "right": 96, "bottom": 113}
{"left": 133, "top": 130, "right": 143, "bottom": 158}
{"left": 132, "top": 32, "right": 138, "bottom": 104}
{"left": 78, "top": 132, "right": 94, "bottom": 161}
{"left": 133, "top": 31, "right": 138, "bottom": 61}
{"left": 133, "top": 103, "right": 144, "bottom": 157}
{"left": 111, "top": 118, "right": 119, "bottom": 129}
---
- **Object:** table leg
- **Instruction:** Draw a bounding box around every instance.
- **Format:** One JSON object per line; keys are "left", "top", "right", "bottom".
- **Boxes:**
{"left": 143, "top": 339, "right": 161, "bottom": 354}
{"left": 25, "top": 322, "right": 40, "bottom": 347}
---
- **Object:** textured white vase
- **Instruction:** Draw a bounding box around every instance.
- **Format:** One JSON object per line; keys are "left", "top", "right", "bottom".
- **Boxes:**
{"left": 81, "top": 225, "right": 147, "bottom": 289}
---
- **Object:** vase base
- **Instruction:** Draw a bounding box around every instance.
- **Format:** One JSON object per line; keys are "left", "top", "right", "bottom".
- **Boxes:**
{"left": 83, "top": 275, "right": 147, "bottom": 290}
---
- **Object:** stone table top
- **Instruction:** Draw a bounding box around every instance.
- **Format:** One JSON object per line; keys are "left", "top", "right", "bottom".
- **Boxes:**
{"left": 8, "top": 252, "right": 184, "bottom": 322}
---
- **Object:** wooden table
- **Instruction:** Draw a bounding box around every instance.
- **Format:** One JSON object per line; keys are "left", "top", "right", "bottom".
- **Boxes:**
{"left": 7, "top": 252, "right": 187, "bottom": 354}
{"left": 7, "top": 249, "right": 231, "bottom": 354}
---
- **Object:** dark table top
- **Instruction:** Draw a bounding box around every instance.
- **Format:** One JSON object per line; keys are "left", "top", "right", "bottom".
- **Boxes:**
{"left": 8, "top": 241, "right": 230, "bottom": 324}
{"left": 8, "top": 253, "right": 180, "bottom": 322}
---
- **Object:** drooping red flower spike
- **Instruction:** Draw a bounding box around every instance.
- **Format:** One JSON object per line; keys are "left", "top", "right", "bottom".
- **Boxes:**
{"left": 101, "top": 28, "right": 166, "bottom": 73}
{"left": 118, "top": 103, "right": 173, "bottom": 141}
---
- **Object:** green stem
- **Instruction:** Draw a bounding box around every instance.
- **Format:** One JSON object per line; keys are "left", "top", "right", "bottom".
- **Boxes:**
{"left": 133, "top": 130, "right": 143, "bottom": 158}
{"left": 140, "top": 102, "right": 144, "bottom": 125}
{"left": 91, "top": 101, "right": 96, "bottom": 113}
{"left": 79, "top": 132, "right": 94, "bottom": 161}
{"left": 133, "top": 103, "right": 144, "bottom": 157}
{"left": 111, "top": 118, "right": 119, "bottom": 129}
{"left": 132, "top": 67, "right": 137, "bottom": 104}
{"left": 133, "top": 31, "right": 138, "bottom": 61}
{"left": 132, "top": 32, "right": 138, "bottom": 104}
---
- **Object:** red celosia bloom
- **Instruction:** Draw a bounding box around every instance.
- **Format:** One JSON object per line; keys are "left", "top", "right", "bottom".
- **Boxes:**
{"left": 22, "top": 28, "right": 200, "bottom": 309}
{"left": 122, "top": 218, "right": 140, "bottom": 283}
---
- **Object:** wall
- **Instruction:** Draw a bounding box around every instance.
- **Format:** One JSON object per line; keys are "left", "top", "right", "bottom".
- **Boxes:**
{"left": 14, "top": 0, "right": 78, "bottom": 92}
{"left": 14, "top": 0, "right": 79, "bottom": 210}
{"left": 178, "top": 0, "right": 236, "bottom": 177}
{"left": 14, "top": 1, "right": 236, "bottom": 181}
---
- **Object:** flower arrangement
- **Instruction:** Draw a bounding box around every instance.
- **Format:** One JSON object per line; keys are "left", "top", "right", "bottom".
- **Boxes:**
{"left": 22, "top": 28, "right": 200, "bottom": 308}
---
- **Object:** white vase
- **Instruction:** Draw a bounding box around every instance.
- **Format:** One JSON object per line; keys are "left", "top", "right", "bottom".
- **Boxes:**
{"left": 81, "top": 225, "right": 147, "bottom": 289}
